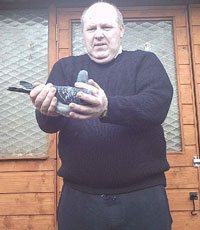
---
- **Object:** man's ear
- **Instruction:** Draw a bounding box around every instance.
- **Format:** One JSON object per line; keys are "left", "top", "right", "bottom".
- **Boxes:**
{"left": 120, "top": 24, "right": 125, "bottom": 38}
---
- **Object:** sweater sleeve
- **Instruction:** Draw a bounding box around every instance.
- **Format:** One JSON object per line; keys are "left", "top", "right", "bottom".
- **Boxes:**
{"left": 35, "top": 60, "right": 68, "bottom": 134}
{"left": 100, "top": 52, "right": 173, "bottom": 129}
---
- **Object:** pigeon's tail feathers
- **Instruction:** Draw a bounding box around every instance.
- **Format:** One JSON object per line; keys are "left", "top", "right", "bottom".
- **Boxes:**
{"left": 76, "top": 70, "right": 88, "bottom": 83}
{"left": 7, "top": 86, "right": 31, "bottom": 94}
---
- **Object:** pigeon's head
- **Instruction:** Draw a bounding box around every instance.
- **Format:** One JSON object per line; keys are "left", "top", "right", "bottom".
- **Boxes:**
{"left": 76, "top": 70, "right": 88, "bottom": 83}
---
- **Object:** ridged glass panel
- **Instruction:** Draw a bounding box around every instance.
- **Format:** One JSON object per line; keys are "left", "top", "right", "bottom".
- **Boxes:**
{"left": 0, "top": 9, "right": 48, "bottom": 157}
{"left": 72, "top": 21, "right": 181, "bottom": 152}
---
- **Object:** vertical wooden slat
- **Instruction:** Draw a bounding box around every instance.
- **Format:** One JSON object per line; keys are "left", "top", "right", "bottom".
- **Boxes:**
{"left": 172, "top": 6, "right": 199, "bottom": 166}
{"left": 178, "top": 65, "right": 191, "bottom": 84}
{"left": 48, "top": 4, "right": 57, "bottom": 72}
{"left": 190, "top": 5, "right": 200, "bottom": 132}
{"left": 195, "top": 64, "right": 200, "bottom": 83}
{"left": 189, "top": 5, "right": 200, "bottom": 213}
{"left": 48, "top": 4, "right": 57, "bottom": 160}
{"left": 48, "top": 5, "right": 58, "bottom": 230}
{"left": 182, "top": 104, "right": 195, "bottom": 124}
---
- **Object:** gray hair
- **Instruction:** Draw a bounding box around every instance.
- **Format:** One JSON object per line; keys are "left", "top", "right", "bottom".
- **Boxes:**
{"left": 81, "top": 2, "right": 124, "bottom": 29}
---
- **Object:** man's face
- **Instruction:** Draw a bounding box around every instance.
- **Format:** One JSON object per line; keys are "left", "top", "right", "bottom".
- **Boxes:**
{"left": 82, "top": 6, "right": 125, "bottom": 64}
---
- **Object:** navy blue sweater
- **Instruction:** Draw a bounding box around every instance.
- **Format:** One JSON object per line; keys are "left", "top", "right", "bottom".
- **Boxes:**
{"left": 36, "top": 50, "right": 173, "bottom": 194}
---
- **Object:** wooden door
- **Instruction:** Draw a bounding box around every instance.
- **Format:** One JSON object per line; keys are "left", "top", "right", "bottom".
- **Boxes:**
{"left": 56, "top": 5, "right": 200, "bottom": 230}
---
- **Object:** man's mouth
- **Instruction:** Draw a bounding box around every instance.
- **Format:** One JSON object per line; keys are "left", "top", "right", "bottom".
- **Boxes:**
{"left": 94, "top": 43, "right": 107, "bottom": 47}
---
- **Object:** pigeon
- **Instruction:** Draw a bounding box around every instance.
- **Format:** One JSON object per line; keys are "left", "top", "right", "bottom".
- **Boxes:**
{"left": 7, "top": 70, "right": 91, "bottom": 116}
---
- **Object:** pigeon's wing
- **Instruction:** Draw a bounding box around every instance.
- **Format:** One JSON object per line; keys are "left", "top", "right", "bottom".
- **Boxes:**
{"left": 55, "top": 86, "right": 80, "bottom": 105}
{"left": 55, "top": 86, "right": 90, "bottom": 105}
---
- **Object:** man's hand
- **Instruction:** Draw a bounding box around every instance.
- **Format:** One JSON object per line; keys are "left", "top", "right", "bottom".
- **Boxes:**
{"left": 30, "top": 83, "right": 60, "bottom": 117}
{"left": 68, "top": 79, "right": 108, "bottom": 119}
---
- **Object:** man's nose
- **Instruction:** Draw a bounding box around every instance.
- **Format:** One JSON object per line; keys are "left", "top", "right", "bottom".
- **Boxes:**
{"left": 94, "top": 27, "right": 104, "bottom": 39}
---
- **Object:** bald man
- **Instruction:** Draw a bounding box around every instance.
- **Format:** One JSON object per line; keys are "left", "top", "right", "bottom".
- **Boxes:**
{"left": 30, "top": 2, "right": 173, "bottom": 230}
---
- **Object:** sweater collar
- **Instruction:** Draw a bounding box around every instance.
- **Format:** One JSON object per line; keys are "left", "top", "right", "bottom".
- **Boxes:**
{"left": 114, "top": 46, "right": 122, "bottom": 59}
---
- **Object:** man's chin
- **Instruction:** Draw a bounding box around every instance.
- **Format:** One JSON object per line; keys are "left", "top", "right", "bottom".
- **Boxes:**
{"left": 89, "top": 54, "right": 114, "bottom": 64}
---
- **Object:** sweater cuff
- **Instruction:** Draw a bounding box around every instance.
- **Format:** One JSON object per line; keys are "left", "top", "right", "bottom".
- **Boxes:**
{"left": 35, "top": 110, "right": 66, "bottom": 133}
{"left": 99, "top": 96, "right": 115, "bottom": 123}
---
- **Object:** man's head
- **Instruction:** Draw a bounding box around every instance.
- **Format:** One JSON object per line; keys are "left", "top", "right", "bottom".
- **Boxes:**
{"left": 81, "top": 2, "right": 125, "bottom": 64}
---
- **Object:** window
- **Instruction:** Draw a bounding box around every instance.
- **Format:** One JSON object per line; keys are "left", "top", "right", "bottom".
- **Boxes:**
{"left": 0, "top": 9, "right": 49, "bottom": 158}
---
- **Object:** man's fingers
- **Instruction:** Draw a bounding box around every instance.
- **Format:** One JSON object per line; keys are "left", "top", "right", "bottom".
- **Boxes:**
{"left": 48, "top": 97, "right": 58, "bottom": 113}
{"left": 74, "top": 81, "right": 99, "bottom": 95}
{"left": 30, "top": 83, "right": 57, "bottom": 115}
{"left": 40, "top": 87, "right": 57, "bottom": 113}
{"left": 69, "top": 103, "right": 95, "bottom": 115}
{"left": 30, "top": 84, "right": 45, "bottom": 104}
{"left": 46, "top": 97, "right": 59, "bottom": 116}
{"left": 88, "top": 79, "right": 101, "bottom": 89}
{"left": 76, "top": 91, "right": 100, "bottom": 106}
{"left": 29, "top": 82, "right": 60, "bottom": 117}
{"left": 69, "top": 111, "right": 92, "bottom": 120}
{"left": 34, "top": 84, "right": 54, "bottom": 108}
{"left": 33, "top": 82, "right": 41, "bottom": 87}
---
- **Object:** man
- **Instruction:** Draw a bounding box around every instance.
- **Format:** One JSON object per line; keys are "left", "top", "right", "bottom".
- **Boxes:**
{"left": 30, "top": 2, "right": 173, "bottom": 230}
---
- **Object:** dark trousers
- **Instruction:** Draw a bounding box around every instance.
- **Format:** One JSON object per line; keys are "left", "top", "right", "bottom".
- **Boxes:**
{"left": 57, "top": 184, "right": 172, "bottom": 230}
